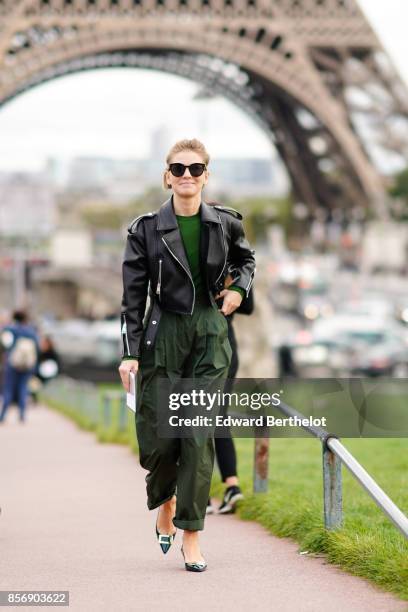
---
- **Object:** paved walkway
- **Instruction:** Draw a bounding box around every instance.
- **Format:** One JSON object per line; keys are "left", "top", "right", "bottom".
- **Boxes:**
{"left": 0, "top": 405, "right": 406, "bottom": 612}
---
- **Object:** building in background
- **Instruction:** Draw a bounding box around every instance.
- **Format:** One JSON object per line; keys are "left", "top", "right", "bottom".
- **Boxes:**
{"left": 0, "top": 171, "right": 56, "bottom": 238}
{"left": 210, "top": 157, "right": 287, "bottom": 196}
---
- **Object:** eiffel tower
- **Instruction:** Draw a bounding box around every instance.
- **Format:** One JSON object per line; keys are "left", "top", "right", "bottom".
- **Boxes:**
{"left": 1, "top": 0, "right": 407, "bottom": 216}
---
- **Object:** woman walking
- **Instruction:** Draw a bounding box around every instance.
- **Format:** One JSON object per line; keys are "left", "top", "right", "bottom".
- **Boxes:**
{"left": 118, "top": 138, "right": 256, "bottom": 572}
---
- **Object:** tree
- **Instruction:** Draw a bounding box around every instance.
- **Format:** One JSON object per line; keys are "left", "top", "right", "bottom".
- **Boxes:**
{"left": 228, "top": 195, "right": 293, "bottom": 244}
{"left": 390, "top": 168, "right": 408, "bottom": 203}
{"left": 80, "top": 187, "right": 165, "bottom": 230}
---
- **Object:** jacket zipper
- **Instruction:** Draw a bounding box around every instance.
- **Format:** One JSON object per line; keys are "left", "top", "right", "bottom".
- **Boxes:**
{"left": 156, "top": 258, "right": 162, "bottom": 298}
{"left": 121, "top": 314, "right": 131, "bottom": 356}
{"left": 161, "top": 236, "right": 195, "bottom": 315}
{"left": 214, "top": 217, "right": 227, "bottom": 288}
{"left": 245, "top": 267, "right": 256, "bottom": 297}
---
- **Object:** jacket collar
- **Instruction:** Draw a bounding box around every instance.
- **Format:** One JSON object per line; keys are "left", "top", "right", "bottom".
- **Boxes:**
{"left": 157, "top": 195, "right": 221, "bottom": 230}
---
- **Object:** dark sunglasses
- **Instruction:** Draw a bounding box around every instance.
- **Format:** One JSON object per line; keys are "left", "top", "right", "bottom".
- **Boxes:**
{"left": 168, "top": 162, "right": 207, "bottom": 177}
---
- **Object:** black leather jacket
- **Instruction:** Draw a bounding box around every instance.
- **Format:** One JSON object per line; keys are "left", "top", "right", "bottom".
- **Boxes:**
{"left": 120, "top": 196, "right": 256, "bottom": 359}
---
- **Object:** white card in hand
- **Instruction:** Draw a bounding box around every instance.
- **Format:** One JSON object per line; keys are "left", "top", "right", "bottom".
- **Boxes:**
{"left": 126, "top": 371, "right": 137, "bottom": 412}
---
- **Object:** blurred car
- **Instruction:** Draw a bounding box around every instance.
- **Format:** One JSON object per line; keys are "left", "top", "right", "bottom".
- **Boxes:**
{"left": 278, "top": 329, "right": 355, "bottom": 377}
{"left": 312, "top": 315, "right": 408, "bottom": 377}
{"left": 334, "top": 297, "right": 396, "bottom": 321}
{"left": 348, "top": 331, "right": 408, "bottom": 377}
{"left": 291, "top": 337, "right": 353, "bottom": 377}
{"left": 278, "top": 314, "right": 408, "bottom": 378}
{"left": 296, "top": 280, "right": 333, "bottom": 321}
{"left": 40, "top": 318, "right": 121, "bottom": 367}
{"left": 395, "top": 299, "right": 408, "bottom": 326}
{"left": 92, "top": 319, "right": 122, "bottom": 365}
{"left": 272, "top": 258, "right": 332, "bottom": 320}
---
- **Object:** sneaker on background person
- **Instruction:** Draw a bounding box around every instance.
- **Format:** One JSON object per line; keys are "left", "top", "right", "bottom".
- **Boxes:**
{"left": 206, "top": 498, "right": 214, "bottom": 515}
{"left": 218, "top": 485, "right": 244, "bottom": 514}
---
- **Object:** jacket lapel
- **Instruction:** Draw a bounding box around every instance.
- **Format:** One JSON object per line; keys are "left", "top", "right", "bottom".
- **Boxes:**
{"left": 161, "top": 229, "right": 190, "bottom": 275}
{"left": 158, "top": 196, "right": 190, "bottom": 275}
{"left": 201, "top": 203, "right": 225, "bottom": 279}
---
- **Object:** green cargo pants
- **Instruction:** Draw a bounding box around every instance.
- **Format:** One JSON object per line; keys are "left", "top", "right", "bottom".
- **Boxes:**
{"left": 135, "top": 297, "right": 232, "bottom": 531}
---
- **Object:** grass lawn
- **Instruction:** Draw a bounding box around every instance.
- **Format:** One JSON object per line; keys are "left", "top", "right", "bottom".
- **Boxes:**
{"left": 210, "top": 437, "right": 408, "bottom": 601}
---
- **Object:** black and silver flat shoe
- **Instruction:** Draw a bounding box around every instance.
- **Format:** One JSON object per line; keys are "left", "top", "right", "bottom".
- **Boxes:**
{"left": 155, "top": 522, "right": 177, "bottom": 554}
{"left": 181, "top": 546, "right": 207, "bottom": 572}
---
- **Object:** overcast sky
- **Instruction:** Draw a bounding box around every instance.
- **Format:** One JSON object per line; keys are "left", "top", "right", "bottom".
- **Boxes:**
{"left": 0, "top": 0, "right": 406, "bottom": 172}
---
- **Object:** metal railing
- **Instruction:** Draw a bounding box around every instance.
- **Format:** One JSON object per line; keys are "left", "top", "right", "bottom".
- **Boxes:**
{"left": 101, "top": 389, "right": 128, "bottom": 431}
{"left": 41, "top": 376, "right": 125, "bottom": 432}
{"left": 42, "top": 376, "right": 100, "bottom": 425}
{"left": 253, "top": 399, "right": 408, "bottom": 540}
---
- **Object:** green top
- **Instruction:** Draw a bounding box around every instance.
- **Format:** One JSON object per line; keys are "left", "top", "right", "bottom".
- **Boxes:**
{"left": 175, "top": 209, "right": 245, "bottom": 301}
{"left": 176, "top": 211, "right": 206, "bottom": 301}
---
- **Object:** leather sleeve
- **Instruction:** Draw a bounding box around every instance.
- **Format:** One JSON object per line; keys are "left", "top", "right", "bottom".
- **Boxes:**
{"left": 235, "top": 286, "right": 255, "bottom": 315}
{"left": 227, "top": 217, "right": 256, "bottom": 298}
{"left": 120, "top": 222, "right": 149, "bottom": 360}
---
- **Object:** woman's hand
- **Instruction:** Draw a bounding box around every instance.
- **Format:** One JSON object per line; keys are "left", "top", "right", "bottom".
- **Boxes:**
{"left": 214, "top": 289, "right": 243, "bottom": 316}
{"left": 118, "top": 359, "right": 139, "bottom": 392}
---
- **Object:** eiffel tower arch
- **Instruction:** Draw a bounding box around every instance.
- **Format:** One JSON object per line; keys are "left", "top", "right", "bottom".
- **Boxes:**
{"left": 1, "top": 0, "right": 407, "bottom": 216}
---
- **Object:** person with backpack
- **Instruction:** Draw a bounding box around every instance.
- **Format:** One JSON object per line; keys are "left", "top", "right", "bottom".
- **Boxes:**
{"left": 0, "top": 310, "right": 40, "bottom": 423}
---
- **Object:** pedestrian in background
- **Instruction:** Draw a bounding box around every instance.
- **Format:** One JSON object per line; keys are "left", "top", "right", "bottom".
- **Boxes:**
{"left": 0, "top": 310, "right": 40, "bottom": 423}
{"left": 208, "top": 272, "right": 255, "bottom": 515}
{"left": 0, "top": 308, "right": 10, "bottom": 397}
{"left": 30, "top": 335, "right": 60, "bottom": 404}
